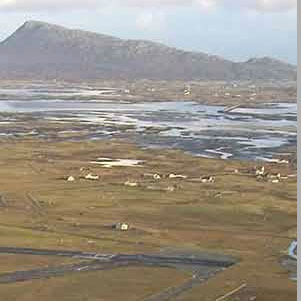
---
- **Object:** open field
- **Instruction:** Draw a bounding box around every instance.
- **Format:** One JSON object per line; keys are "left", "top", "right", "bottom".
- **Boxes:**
{"left": 0, "top": 138, "right": 296, "bottom": 300}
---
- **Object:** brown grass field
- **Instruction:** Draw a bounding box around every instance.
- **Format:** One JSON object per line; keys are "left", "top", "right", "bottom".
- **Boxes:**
{"left": 0, "top": 138, "right": 296, "bottom": 300}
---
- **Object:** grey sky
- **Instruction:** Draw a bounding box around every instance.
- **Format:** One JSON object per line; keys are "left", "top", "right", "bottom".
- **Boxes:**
{"left": 0, "top": 0, "right": 297, "bottom": 63}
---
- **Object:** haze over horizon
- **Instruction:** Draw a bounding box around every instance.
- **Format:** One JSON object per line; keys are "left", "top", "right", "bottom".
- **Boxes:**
{"left": 0, "top": 0, "right": 297, "bottom": 64}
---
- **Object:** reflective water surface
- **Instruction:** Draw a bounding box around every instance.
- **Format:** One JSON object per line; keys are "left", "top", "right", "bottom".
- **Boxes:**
{"left": 0, "top": 96, "right": 296, "bottom": 161}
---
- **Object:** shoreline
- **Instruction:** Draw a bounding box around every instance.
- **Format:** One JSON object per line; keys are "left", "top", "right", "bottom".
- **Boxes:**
{"left": 0, "top": 79, "right": 297, "bottom": 108}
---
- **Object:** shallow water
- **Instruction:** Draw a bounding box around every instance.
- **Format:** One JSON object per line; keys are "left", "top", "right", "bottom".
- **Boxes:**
{"left": 0, "top": 95, "right": 296, "bottom": 161}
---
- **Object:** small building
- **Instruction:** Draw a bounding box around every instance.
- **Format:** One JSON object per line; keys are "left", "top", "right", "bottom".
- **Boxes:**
{"left": 67, "top": 176, "right": 75, "bottom": 182}
{"left": 184, "top": 85, "right": 191, "bottom": 95}
{"left": 85, "top": 173, "right": 99, "bottom": 181}
{"left": 153, "top": 174, "right": 161, "bottom": 180}
{"left": 200, "top": 176, "right": 215, "bottom": 183}
{"left": 168, "top": 174, "right": 187, "bottom": 179}
{"left": 124, "top": 181, "right": 138, "bottom": 187}
{"left": 255, "top": 166, "right": 265, "bottom": 176}
{"left": 114, "top": 223, "right": 130, "bottom": 231}
{"left": 267, "top": 173, "right": 281, "bottom": 180}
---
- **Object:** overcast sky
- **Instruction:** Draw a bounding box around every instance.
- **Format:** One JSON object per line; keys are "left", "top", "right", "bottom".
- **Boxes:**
{"left": 0, "top": 0, "right": 297, "bottom": 64}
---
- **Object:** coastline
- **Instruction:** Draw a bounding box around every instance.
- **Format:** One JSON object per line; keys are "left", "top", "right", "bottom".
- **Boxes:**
{"left": 0, "top": 79, "right": 297, "bottom": 107}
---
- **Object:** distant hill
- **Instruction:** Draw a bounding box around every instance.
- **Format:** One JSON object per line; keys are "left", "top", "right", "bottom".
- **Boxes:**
{"left": 0, "top": 21, "right": 297, "bottom": 81}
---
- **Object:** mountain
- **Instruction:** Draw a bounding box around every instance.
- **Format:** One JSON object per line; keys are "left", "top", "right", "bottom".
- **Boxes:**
{"left": 0, "top": 21, "right": 296, "bottom": 81}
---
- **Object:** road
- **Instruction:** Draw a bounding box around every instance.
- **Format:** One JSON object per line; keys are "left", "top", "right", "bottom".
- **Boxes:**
{"left": 0, "top": 247, "right": 236, "bottom": 300}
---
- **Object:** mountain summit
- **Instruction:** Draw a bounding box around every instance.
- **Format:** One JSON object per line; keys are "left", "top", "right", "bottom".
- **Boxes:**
{"left": 0, "top": 21, "right": 296, "bottom": 81}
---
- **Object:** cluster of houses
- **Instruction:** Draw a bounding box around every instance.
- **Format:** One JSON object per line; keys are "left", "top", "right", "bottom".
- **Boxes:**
{"left": 66, "top": 168, "right": 218, "bottom": 188}
{"left": 66, "top": 172, "right": 100, "bottom": 182}
{"left": 254, "top": 166, "right": 287, "bottom": 183}
{"left": 65, "top": 164, "right": 286, "bottom": 187}
{"left": 61, "top": 162, "right": 291, "bottom": 237}
{"left": 231, "top": 165, "right": 290, "bottom": 184}
{"left": 123, "top": 172, "right": 215, "bottom": 191}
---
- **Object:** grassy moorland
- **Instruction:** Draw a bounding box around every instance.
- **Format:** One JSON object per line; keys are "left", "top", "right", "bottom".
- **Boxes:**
{"left": 0, "top": 139, "right": 296, "bottom": 301}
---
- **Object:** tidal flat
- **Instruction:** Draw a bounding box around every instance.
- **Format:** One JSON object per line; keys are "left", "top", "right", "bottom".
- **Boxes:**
{"left": 0, "top": 99, "right": 296, "bottom": 162}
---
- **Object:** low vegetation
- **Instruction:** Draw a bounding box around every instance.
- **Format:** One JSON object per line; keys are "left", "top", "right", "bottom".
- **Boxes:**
{"left": 0, "top": 139, "right": 296, "bottom": 300}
